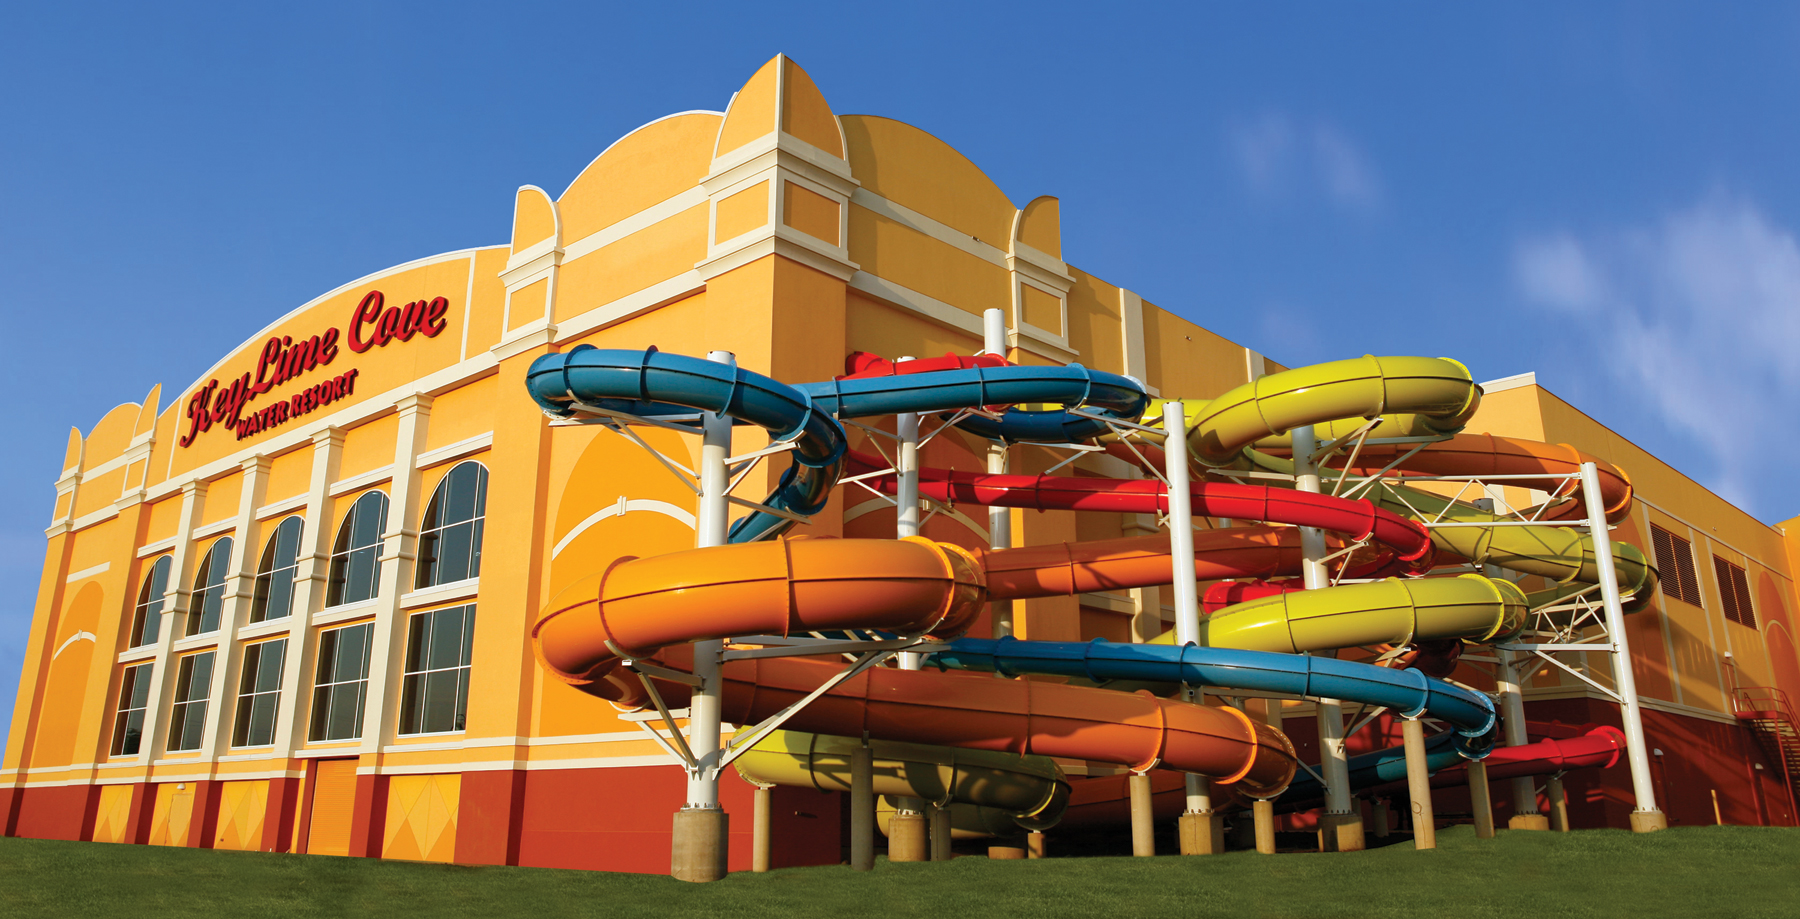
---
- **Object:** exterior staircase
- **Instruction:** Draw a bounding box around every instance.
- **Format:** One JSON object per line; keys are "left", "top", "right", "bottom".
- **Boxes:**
{"left": 1731, "top": 687, "right": 1800, "bottom": 814}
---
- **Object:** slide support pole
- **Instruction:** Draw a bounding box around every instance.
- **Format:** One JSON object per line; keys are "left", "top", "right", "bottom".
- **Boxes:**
{"left": 752, "top": 784, "right": 772, "bottom": 872}
{"left": 1497, "top": 649, "right": 1546, "bottom": 829}
{"left": 1547, "top": 774, "right": 1570, "bottom": 832}
{"left": 1582, "top": 462, "right": 1667, "bottom": 832}
{"left": 1402, "top": 717, "right": 1437, "bottom": 850}
{"left": 670, "top": 350, "right": 734, "bottom": 883}
{"left": 1372, "top": 799, "right": 1391, "bottom": 838}
{"left": 851, "top": 743, "right": 875, "bottom": 870}
{"left": 983, "top": 310, "right": 1014, "bottom": 640}
{"left": 1253, "top": 799, "right": 1277, "bottom": 854}
{"left": 1163, "top": 402, "right": 1219, "bottom": 855}
{"left": 1469, "top": 761, "right": 1495, "bottom": 839}
{"left": 1129, "top": 772, "right": 1156, "bottom": 856}
{"left": 896, "top": 406, "right": 924, "bottom": 670}
{"left": 930, "top": 805, "right": 953, "bottom": 860}
{"left": 1292, "top": 426, "right": 1362, "bottom": 852}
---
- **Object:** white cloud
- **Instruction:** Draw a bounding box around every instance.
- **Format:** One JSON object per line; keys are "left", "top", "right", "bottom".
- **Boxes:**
{"left": 1228, "top": 113, "right": 1382, "bottom": 212}
{"left": 1513, "top": 193, "right": 1800, "bottom": 512}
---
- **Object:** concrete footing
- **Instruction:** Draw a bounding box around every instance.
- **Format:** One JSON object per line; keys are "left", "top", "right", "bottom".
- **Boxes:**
{"left": 671, "top": 808, "right": 729, "bottom": 882}
{"left": 1319, "top": 812, "right": 1365, "bottom": 852}
{"left": 888, "top": 810, "right": 929, "bottom": 862}
{"left": 1630, "top": 810, "right": 1669, "bottom": 833}
{"left": 1179, "top": 811, "right": 1222, "bottom": 855}
{"left": 1508, "top": 814, "right": 1550, "bottom": 831}
{"left": 989, "top": 846, "right": 1026, "bottom": 860}
{"left": 1027, "top": 831, "right": 1046, "bottom": 858}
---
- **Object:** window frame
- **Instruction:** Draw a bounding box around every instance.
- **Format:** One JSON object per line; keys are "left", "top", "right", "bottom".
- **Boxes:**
{"left": 397, "top": 605, "right": 476, "bottom": 737}
{"left": 187, "top": 537, "right": 234, "bottom": 636}
{"left": 231, "top": 638, "right": 288, "bottom": 749}
{"left": 1650, "top": 524, "right": 1703, "bottom": 608}
{"left": 414, "top": 462, "right": 487, "bottom": 590}
{"left": 309, "top": 621, "right": 375, "bottom": 743}
{"left": 250, "top": 516, "right": 305, "bottom": 624}
{"left": 1714, "top": 556, "right": 1757, "bottom": 629}
{"left": 166, "top": 650, "right": 216, "bottom": 753}
{"left": 327, "top": 491, "right": 389, "bottom": 609}
{"left": 130, "top": 555, "right": 172, "bottom": 649}
{"left": 109, "top": 662, "right": 155, "bottom": 757}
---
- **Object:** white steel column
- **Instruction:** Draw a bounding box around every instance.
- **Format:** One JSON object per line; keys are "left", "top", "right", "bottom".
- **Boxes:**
{"left": 896, "top": 402, "right": 923, "bottom": 671}
{"left": 687, "top": 351, "right": 734, "bottom": 805}
{"left": 672, "top": 350, "right": 734, "bottom": 882}
{"left": 983, "top": 309, "right": 1013, "bottom": 639}
{"left": 1496, "top": 650, "right": 1545, "bottom": 828}
{"left": 1163, "top": 402, "right": 1218, "bottom": 854}
{"left": 1292, "top": 425, "right": 1362, "bottom": 851}
{"left": 1582, "top": 461, "right": 1667, "bottom": 832}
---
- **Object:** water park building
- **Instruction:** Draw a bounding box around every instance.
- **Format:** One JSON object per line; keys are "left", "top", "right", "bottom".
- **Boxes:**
{"left": 6, "top": 57, "right": 1800, "bottom": 877}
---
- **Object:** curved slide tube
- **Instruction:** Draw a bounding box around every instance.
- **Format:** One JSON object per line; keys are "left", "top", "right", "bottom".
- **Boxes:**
{"left": 843, "top": 450, "right": 1433, "bottom": 564}
{"left": 1282, "top": 725, "right": 1625, "bottom": 806}
{"left": 931, "top": 636, "right": 1496, "bottom": 741}
{"left": 533, "top": 537, "right": 1298, "bottom": 793}
{"left": 732, "top": 729, "right": 1069, "bottom": 831}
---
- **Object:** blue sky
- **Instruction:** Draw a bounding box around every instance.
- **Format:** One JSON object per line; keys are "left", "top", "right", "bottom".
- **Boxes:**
{"left": 3, "top": 3, "right": 1798, "bottom": 750}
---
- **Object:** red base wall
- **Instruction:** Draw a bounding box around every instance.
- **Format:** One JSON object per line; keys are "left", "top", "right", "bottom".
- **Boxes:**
{"left": 516, "top": 764, "right": 847, "bottom": 873}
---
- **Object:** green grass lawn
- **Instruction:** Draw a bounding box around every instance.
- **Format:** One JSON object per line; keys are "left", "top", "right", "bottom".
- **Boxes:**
{"left": 4, "top": 826, "right": 1798, "bottom": 919}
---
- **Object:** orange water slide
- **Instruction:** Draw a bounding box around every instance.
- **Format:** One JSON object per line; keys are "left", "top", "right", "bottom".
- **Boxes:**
{"left": 534, "top": 529, "right": 1319, "bottom": 692}
{"left": 532, "top": 534, "right": 1299, "bottom": 792}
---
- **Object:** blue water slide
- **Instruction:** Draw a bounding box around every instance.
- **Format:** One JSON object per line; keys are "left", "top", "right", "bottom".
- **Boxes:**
{"left": 1279, "top": 731, "right": 1479, "bottom": 803}
{"left": 525, "top": 346, "right": 848, "bottom": 542}
{"left": 527, "top": 347, "right": 1151, "bottom": 541}
{"left": 799, "top": 362, "right": 1149, "bottom": 434}
{"left": 932, "top": 637, "right": 1497, "bottom": 742}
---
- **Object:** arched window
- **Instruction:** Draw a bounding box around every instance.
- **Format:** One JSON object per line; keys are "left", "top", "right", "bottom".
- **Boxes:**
{"left": 187, "top": 537, "right": 233, "bottom": 636}
{"left": 130, "top": 555, "right": 171, "bottom": 648}
{"left": 416, "top": 462, "right": 486, "bottom": 589}
{"left": 250, "top": 516, "right": 305, "bottom": 623}
{"left": 327, "top": 491, "right": 389, "bottom": 607}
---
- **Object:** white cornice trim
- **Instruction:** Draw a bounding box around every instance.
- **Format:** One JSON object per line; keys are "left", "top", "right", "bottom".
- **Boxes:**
{"left": 399, "top": 577, "right": 480, "bottom": 610}
{"left": 328, "top": 465, "right": 394, "bottom": 498}
{"left": 560, "top": 188, "right": 709, "bottom": 265}
{"left": 698, "top": 234, "right": 858, "bottom": 283}
{"left": 1480, "top": 372, "right": 1538, "bottom": 394}
{"left": 849, "top": 272, "right": 984, "bottom": 336}
{"left": 491, "top": 324, "right": 558, "bottom": 362}
{"left": 65, "top": 562, "right": 111, "bottom": 584}
{"left": 416, "top": 433, "right": 493, "bottom": 470}
{"left": 69, "top": 506, "right": 120, "bottom": 531}
{"left": 190, "top": 518, "right": 238, "bottom": 540}
{"left": 256, "top": 493, "right": 309, "bottom": 521}
{"left": 137, "top": 536, "right": 178, "bottom": 559}
{"left": 850, "top": 189, "right": 1009, "bottom": 267}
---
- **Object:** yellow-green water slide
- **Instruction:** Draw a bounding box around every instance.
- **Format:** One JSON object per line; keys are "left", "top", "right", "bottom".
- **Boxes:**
{"left": 1137, "top": 354, "right": 1656, "bottom": 626}
{"left": 732, "top": 729, "right": 1069, "bottom": 838}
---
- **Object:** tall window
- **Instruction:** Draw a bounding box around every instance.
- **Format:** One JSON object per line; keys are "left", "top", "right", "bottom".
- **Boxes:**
{"left": 130, "top": 556, "right": 171, "bottom": 648}
{"left": 187, "top": 538, "right": 233, "bottom": 636}
{"left": 1650, "top": 525, "right": 1703, "bottom": 607}
{"left": 310, "top": 622, "right": 374, "bottom": 742}
{"left": 1715, "top": 557, "right": 1758, "bottom": 628}
{"left": 251, "top": 517, "right": 305, "bottom": 623}
{"left": 399, "top": 605, "right": 474, "bottom": 735}
{"left": 232, "top": 639, "right": 287, "bottom": 747}
{"left": 167, "top": 651, "right": 215, "bottom": 752}
{"left": 109, "top": 663, "right": 154, "bottom": 756}
{"left": 416, "top": 463, "right": 486, "bottom": 589}
{"left": 327, "top": 492, "right": 388, "bottom": 607}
